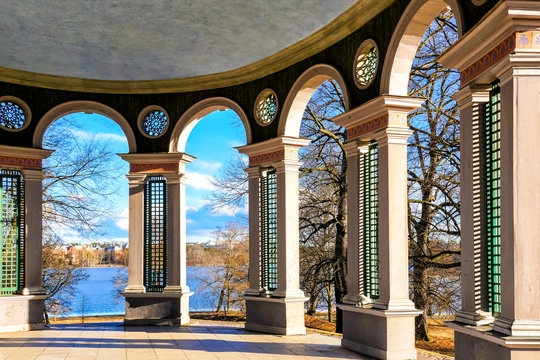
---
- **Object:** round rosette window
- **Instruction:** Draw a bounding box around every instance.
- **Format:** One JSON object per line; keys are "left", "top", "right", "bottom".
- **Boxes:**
{"left": 0, "top": 97, "right": 31, "bottom": 132}
{"left": 353, "top": 39, "right": 379, "bottom": 89}
{"left": 138, "top": 106, "right": 169, "bottom": 138}
{"left": 254, "top": 89, "right": 278, "bottom": 126}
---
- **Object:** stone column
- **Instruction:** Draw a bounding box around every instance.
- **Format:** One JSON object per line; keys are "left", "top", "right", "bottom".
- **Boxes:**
{"left": 372, "top": 126, "right": 415, "bottom": 311}
{"left": 342, "top": 140, "right": 369, "bottom": 306}
{"left": 333, "top": 96, "right": 423, "bottom": 360}
{"left": 21, "top": 169, "right": 46, "bottom": 295}
{"left": 245, "top": 166, "right": 262, "bottom": 296}
{"left": 119, "top": 152, "right": 195, "bottom": 326}
{"left": 237, "top": 136, "right": 310, "bottom": 335}
{"left": 492, "top": 63, "right": 540, "bottom": 337}
{"left": 163, "top": 163, "right": 193, "bottom": 325}
{"left": 454, "top": 85, "right": 493, "bottom": 326}
{"left": 124, "top": 173, "right": 146, "bottom": 294}
{"left": 273, "top": 159, "right": 305, "bottom": 299}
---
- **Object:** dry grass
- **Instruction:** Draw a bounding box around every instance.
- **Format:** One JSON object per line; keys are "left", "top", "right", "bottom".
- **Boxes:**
{"left": 415, "top": 318, "right": 455, "bottom": 357}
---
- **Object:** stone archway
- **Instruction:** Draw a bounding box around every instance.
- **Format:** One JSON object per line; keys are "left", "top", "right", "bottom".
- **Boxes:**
{"left": 278, "top": 64, "right": 350, "bottom": 138}
{"left": 33, "top": 100, "right": 137, "bottom": 152}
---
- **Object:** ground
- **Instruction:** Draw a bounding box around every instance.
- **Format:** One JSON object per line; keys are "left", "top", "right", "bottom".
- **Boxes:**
{"left": 49, "top": 312, "right": 455, "bottom": 358}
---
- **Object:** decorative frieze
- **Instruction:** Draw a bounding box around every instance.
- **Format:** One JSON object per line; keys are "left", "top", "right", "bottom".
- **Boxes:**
{"left": 345, "top": 112, "right": 407, "bottom": 141}
{"left": 129, "top": 163, "right": 179, "bottom": 173}
{"left": 460, "top": 32, "right": 517, "bottom": 85}
{"left": 0, "top": 156, "right": 42, "bottom": 168}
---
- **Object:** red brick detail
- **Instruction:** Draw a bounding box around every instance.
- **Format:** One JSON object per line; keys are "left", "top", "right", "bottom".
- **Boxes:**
{"left": 249, "top": 150, "right": 285, "bottom": 166}
{"left": 0, "top": 156, "right": 42, "bottom": 168}
{"left": 346, "top": 114, "right": 389, "bottom": 140}
{"left": 130, "top": 163, "right": 179, "bottom": 172}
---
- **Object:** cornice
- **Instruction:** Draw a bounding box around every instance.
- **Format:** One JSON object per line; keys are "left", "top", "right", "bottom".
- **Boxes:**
{"left": 0, "top": 0, "right": 393, "bottom": 94}
{"left": 439, "top": 1, "right": 540, "bottom": 73}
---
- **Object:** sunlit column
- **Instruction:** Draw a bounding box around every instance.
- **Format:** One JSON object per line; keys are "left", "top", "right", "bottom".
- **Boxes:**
{"left": 124, "top": 173, "right": 146, "bottom": 293}
{"left": 273, "top": 157, "right": 305, "bottom": 299}
{"left": 373, "top": 126, "right": 415, "bottom": 310}
{"left": 21, "top": 169, "right": 46, "bottom": 295}
{"left": 493, "top": 65, "right": 540, "bottom": 336}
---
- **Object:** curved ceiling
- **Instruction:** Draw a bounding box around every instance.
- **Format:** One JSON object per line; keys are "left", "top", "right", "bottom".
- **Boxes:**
{"left": 0, "top": 1, "right": 358, "bottom": 81}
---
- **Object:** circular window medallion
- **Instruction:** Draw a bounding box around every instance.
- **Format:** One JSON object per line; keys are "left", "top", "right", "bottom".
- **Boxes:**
{"left": 353, "top": 39, "right": 379, "bottom": 89}
{"left": 471, "top": 0, "right": 487, "bottom": 5}
{"left": 254, "top": 89, "right": 278, "bottom": 126}
{"left": 138, "top": 106, "right": 169, "bottom": 138}
{"left": 0, "top": 97, "right": 31, "bottom": 132}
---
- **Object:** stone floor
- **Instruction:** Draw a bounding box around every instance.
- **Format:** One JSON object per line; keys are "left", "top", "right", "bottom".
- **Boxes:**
{"left": 0, "top": 322, "right": 372, "bottom": 360}
{"left": 0, "top": 322, "right": 447, "bottom": 360}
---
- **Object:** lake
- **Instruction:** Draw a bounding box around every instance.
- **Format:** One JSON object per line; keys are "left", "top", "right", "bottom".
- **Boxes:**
{"left": 60, "top": 266, "right": 223, "bottom": 317}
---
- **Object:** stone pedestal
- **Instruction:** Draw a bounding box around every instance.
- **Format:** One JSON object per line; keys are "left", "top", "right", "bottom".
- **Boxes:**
{"left": 245, "top": 297, "right": 306, "bottom": 335}
{"left": 0, "top": 295, "right": 47, "bottom": 333}
{"left": 124, "top": 292, "right": 192, "bottom": 326}
{"left": 340, "top": 305, "right": 419, "bottom": 360}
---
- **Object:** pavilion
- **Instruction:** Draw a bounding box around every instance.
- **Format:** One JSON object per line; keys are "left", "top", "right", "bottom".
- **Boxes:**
{"left": 1, "top": 1, "right": 539, "bottom": 359}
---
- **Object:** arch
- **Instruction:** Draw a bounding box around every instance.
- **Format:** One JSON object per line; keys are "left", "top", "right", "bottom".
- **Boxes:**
{"left": 278, "top": 64, "right": 350, "bottom": 138}
{"left": 380, "top": 0, "right": 464, "bottom": 96}
{"left": 33, "top": 100, "right": 136, "bottom": 152}
{"left": 169, "top": 97, "right": 252, "bottom": 153}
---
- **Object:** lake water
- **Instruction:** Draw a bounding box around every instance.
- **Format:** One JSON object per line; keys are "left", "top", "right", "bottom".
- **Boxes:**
{"left": 61, "top": 267, "right": 221, "bottom": 317}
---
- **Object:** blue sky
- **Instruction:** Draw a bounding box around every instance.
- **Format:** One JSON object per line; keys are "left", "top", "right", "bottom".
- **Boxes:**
{"left": 43, "top": 110, "right": 248, "bottom": 245}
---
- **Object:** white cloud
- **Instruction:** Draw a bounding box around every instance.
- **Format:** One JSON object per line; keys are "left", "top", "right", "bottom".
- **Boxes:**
{"left": 187, "top": 229, "right": 215, "bottom": 243}
{"left": 191, "top": 161, "right": 221, "bottom": 172}
{"left": 185, "top": 172, "right": 216, "bottom": 191}
{"left": 210, "top": 202, "right": 248, "bottom": 217}
{"left": 115, "top": 208, "right": 129, "bottom": 231}
{"left": 69, "top": 129, "right": 127, "bottom": 143}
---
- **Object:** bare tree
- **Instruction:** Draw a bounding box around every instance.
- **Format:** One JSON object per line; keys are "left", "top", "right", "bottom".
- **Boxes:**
{"left": 40, "top": 115, "right": 127, "bottom": 319}
{"left": 407, "top": 9, "right": 461, "bottom": 340}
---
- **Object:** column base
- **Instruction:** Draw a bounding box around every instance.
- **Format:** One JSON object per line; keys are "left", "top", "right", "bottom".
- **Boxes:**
{"left": 455, "top": 309, "right": 494, "bottom": 326}
{"left": 339, "top": 304, "right": 421, "bottom": 360}
{"left": 123, "top": 292, "right": 192, "bottom": 326}
{"left": 244, "top": 296, "right": 307, "bottom": 335}
{"left": 0, "top": 295, "right": 47, "bottom": 333}
{"left": 448, "top": 321, "right": 540, "bottom": 360}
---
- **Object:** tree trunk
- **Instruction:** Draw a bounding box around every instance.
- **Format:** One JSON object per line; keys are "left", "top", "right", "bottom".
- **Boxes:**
{"left": 216, "top": 288, "right": 225, "bottom": 313}
{"left": 413, "top": 250, "right": 430, "bottom": 341}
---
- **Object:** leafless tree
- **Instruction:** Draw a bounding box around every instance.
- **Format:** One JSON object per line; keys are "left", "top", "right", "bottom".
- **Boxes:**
{"left": 407, "top": 9, "right": 460, "bottom": 340}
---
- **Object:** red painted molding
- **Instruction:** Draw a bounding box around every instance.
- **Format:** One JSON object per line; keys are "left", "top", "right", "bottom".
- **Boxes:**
{"left": 0, "top": 156, "right": 42, "bottom": 168}
{"left": 249, "top": 150, "right": 285, "bottom": 166}
{"left": 346, "top": 114, "right": 388, "bottom": 140}
{"left": 130, "top": 163, "right": 179, "bottom": 172}
{"left": 460, "top": 33, "right": 516, "bottom": 86}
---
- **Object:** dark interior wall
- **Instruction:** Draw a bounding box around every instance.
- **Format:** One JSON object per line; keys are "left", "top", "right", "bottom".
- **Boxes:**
{"left": 0, "top": 0, "right": 498, "bottom": 153}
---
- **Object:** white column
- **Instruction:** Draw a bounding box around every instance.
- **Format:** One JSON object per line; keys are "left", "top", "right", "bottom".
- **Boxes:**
{"left": 21, "top": 169, "right": 46, "bottom": 295}
{"left": 124, "top": 173, "right": 146, "bottom": 293}
{"left": 342, "top": 141, "right": 369, "bottom": 305}
{"left": 492, "top": 64, "right": 540, "bottom": 336}
{"left": 273, "top": 159, "right": 305, "bottom": 299}
{"left": 163, "top": 172, "right": 190, "bottom": 294}
{"left": 373, "top": 126, "right": 416, "bottom": 311}
{"left": 454, "top": 85, "right": 493, "bottom": 325}
{"left": 245, "top": 166, "right": 263, "bottom": 296}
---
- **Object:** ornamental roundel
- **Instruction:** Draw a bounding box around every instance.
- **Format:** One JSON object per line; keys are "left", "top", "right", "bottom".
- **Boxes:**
{"left": 0, "top": 96, "right": 31, "bottom": 132}
{"left": 138, "top": 105, "right": 169, "bottom": 138}
{"left": 353, "top": 39, "right": 379, "bottom": 89}
{"left": 254, "top": 89, "right": 278, "bottom": 126}
{"left": 471, "top": 0, "right": 487, "bottom": 6}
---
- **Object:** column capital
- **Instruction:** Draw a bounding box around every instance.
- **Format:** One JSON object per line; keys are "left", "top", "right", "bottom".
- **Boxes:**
{"left": 454, "top": 84, "right": 491, "bottom": 110}
{"left": 332, "top": 95, "right": 422, "bottom": 142}
{"left": 343, "top": 139, "right": 371, "bottom": 158}
{"left": 118, "top": 152, "right": 195, "bottom": 174}
{"left": 236, "top": 136, "right": 310, "bottom": 167}
{"left": 244, "top": 165, "right": 261, "bottom": 178}
{"left": 20, "top": 169, "right": 45, "bottom": 181}
{"left": 373, "top": 125, "right": 413, "bottom": 146}
{"left": 126, "top": 173, "right": 147, "bottom": 185}
{"left": 273, "top": 159, "right": 302, "bottom": 174}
